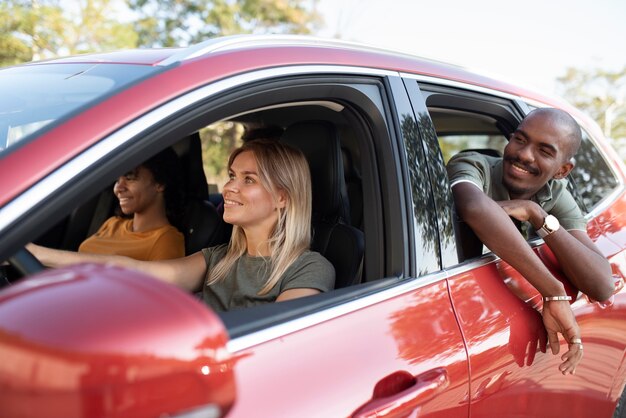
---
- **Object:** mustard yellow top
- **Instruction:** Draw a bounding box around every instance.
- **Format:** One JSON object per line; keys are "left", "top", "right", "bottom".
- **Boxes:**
{"left": 79, "top": 217, "right": 185, "bottom": 261}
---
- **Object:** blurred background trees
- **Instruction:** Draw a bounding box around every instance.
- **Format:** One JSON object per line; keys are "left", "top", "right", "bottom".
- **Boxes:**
{"left": 0, "top": 0, "right": 138, "bottom": 64}
{"left": 557, "top": 66, "right": 626, "bottom": 158}
{"left": 0, "top": 0, "right": 319, "bottom": 64}
{"left": 128, "top": 0, "right": 320, "bottom": 47}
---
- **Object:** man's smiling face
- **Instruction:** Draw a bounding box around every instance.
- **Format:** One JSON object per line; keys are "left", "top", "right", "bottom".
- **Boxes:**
{"left": 502, "top": 111, "right": 575, "bottom": 200}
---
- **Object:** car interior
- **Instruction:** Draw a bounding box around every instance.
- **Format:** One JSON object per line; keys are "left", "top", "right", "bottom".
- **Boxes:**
{"left": 425, "top": 102, "right": 518, "bottom": 262}
{"left": 1, "top": 99, "right": 392, "bottom": 327}
{"left": 429, "top": 107, "right": 508, "bottom": 162}
{"left": 0, "top": 91, "right": 523, "bottom": 289}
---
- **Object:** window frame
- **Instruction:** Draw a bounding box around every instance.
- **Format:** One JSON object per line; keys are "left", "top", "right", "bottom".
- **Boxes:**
{"left": 401, "top": 75, "right": 527, "bottom": 268}
{"left": 2, "top": 66, "right": 430, "bottom": 342}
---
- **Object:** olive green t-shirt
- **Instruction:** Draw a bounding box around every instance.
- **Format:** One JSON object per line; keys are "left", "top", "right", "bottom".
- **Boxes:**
{"left": 446, "top": 151, "right": 587, "bottom": 232}
{"left": 201, "top": 244, "right": 335, "bottom": 312}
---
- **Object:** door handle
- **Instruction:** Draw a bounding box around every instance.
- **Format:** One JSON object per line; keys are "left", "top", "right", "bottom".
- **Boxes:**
{"left": 352, "top": 368, "right": 449, "bottom": 418}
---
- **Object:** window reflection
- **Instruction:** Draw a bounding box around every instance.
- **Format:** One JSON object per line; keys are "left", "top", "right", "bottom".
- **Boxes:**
{"left": 401, "top": 113, "right": 441, "bottom": 275}
{"left": 568, "top": 129, "right": 619, "bottom": 213}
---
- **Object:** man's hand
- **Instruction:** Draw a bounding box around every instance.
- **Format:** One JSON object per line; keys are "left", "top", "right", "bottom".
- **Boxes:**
{"left": 452, "top": 182, "right": 587, "bottom": 374}
{"left": 498, "top": 198, "right": 614, "bottom": 302}
{"left": 497, "top": 199, "right": 545, "bottom": 229}
{"left": 541, "top": 300, "right": 583, "bottom": 374}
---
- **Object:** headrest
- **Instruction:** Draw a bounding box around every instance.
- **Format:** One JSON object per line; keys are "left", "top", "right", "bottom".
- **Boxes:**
{"left": 173, "top": 132, "right": 209, "bottom": 200}
{"left": 281, "top": 121, "right": 351, "bottom": 224}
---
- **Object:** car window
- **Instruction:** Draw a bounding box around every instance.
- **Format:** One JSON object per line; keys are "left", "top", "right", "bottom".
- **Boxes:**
{"left": 199, "top": 121, "right": 245, "bottom": 193}
{"left": 424, "top": 94, "right": 620, "bottom": 264}
{"left": 1, "top": 68, "right": 423, "bottom": 345}
{"left": 0, "top": 63, "right": 158, "bottom": 153}
{"left": 429, "top": 108, "right": 509, "bottom": 164}
{"left": 568, "top": 128, "right": 620, "bottom": 213}
{"left": 411, "top": 85, "right": 524, "bottom": 266}
{"left": 7, "top": 75, "right": 397, "bottom": 295}
{"left": 428, "top": 108, "right": 512, "bottom": 262}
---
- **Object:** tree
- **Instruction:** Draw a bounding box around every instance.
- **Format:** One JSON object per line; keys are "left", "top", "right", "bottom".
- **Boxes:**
{"left": 0, "top": 0, "right": 65, "bottom": 65}
{"left": 556, "top": 67, "right": 626, "bottom": 142}
{"left": 128, "top": 0, "right": 322, "bottom": 47}
{"left": 1, "top": 0, "right": 322, "bottom": 62}
{"left": 0, "top": 0, "right": 137, "bottom": 67}
{"left": 62, "top": 0, "right": 138, "bottom": 55}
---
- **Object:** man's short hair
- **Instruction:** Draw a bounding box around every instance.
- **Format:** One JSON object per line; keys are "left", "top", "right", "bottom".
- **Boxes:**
{"left": 526, "top": 108, "right": 582, "bottom": 161}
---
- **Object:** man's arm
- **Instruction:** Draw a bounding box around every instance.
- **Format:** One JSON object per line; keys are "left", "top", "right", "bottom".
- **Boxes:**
{"left": 453, "top": 183, "right": 567, "bottom": 296}
{"left": 452, "top": 182, "right": 582, "bottom": 374}
{"left": 497, "top": 200, "right": 614, "bottom": 302}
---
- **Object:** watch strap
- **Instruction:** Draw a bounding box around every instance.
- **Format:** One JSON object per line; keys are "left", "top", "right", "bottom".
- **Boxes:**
{"left": 537, "top": 225, "right": 550, "bottom": 238}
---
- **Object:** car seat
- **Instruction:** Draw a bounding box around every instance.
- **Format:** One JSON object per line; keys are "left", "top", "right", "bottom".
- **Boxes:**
{"left": 174, "top": 133, "right": 231, "bottom": 254}
{"left": 281, "top": 121, "right": 365, "bottom": 288}
{"left": 342, "top": 147, "right": 363, "bottom": 229}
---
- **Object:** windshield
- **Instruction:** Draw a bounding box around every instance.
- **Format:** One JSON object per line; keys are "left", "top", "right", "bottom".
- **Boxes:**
{"left": 0, "top": 62, "right": 159, "bottom": 153}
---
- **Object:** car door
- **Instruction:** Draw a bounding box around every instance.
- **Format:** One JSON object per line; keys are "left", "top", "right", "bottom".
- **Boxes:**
{"left": 0, "top": 66, "right": 471, "bottom": 417}
{"left": 403, "top": 76, "right": 626, "bottom": 417}
{"left": 213, "top": 73, "right": 471, "bottom": 418}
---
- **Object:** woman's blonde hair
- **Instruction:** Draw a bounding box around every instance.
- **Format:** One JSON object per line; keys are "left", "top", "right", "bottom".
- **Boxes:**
{"left": 207, "top": 139, "right": 312, "bottom": 295}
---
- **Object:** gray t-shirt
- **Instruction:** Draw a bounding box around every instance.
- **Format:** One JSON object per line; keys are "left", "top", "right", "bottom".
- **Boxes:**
{"left": 447, "top": 151, "right": 587, "bottom": 232}
{"left": 201, "top": 244, "right": 335, "bottom": 311}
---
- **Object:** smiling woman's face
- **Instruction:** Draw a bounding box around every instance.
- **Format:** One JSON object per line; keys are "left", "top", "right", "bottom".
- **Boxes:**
{"left": 222, "top": 150, "right": 283, "bottom": 234}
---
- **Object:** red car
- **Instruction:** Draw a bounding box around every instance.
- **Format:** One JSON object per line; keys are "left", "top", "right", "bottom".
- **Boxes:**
{"left": 1, "top": 35, "right": 625, "bottom": 418}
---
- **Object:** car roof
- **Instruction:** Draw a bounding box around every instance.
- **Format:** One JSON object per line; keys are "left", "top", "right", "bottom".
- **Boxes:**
{"left": 27, "top": 48, "right": 185, "bottom": 66}
{"left": 0, "top": 35, "right": 584, "bottom": 209}
{"left": 19, "top": 34, "right": 566, "bottom": 105}
{"left": 29, "top": 35, "right": 452, "bottom": 67}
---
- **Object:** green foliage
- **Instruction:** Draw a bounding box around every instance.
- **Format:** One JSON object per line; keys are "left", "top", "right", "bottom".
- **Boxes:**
{"left": 0, "top": 0, "right": 137, "bottom": 67}
{"left": 64, "top": 0, "right": 138, "bottom": 54}
{"left": 556, "top": 66, "right": 626, "bottom": 142}
{"left": 128, "top": 0, "right": 322, "bottom": 47}
{"left": 0, "top": 0, "right": 65, "bottom": 65}
{"left": 200, "top": 122, "right": 244, "bottom": 189}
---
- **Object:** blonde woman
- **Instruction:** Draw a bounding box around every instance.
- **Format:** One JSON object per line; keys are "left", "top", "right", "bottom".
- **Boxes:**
{"left": 29, "top": 140, "right": 335, "bottom": 311}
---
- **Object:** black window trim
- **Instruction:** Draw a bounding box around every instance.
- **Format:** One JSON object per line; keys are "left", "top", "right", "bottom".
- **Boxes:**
{"left": 2, "top": 66, "right": 435, "bottom": 343}
{"left": 409, "top": 79, "right": 525, "bottom": 268}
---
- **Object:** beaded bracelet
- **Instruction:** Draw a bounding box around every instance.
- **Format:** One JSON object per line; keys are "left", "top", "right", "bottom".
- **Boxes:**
{"left": 543, "top": 295, "right": 573, "bottom": 302}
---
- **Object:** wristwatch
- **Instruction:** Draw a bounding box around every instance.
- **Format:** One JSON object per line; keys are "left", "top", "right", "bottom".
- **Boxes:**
{"left": 536, "top": 214, "right": 560, "bottom": 238}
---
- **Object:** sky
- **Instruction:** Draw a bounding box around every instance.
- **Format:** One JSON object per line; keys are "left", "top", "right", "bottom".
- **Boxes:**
{"left": 313, "top": 0, "right": 626, "bottom": 96}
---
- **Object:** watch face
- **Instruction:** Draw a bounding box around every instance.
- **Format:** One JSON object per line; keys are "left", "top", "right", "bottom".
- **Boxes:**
{"left": 545, "top": 215, "right": 559, "bottom": 231}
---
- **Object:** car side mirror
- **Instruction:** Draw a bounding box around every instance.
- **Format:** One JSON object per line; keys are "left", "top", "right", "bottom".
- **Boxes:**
{"left": 0, "top": 264, "right": 236, "bottom": 418}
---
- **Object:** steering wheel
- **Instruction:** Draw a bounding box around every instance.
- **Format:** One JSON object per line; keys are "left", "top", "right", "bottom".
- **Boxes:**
{"left": 5, "top": 247, "right": 45, "bottom": 281}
